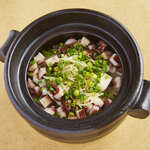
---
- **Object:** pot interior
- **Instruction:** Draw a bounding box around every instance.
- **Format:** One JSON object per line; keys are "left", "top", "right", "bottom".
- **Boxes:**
{"left": 25, "top": 30, "right": 125, "bottom": 117}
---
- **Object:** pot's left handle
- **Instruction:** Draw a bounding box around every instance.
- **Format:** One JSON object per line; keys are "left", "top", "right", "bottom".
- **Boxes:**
{"left": 0, "top": 30, "right": 19, "bottom": 62}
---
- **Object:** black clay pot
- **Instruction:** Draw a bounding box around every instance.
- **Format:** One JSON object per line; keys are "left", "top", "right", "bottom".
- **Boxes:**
{"left": 0, "top": 9, "right": 150, "bottom": 143}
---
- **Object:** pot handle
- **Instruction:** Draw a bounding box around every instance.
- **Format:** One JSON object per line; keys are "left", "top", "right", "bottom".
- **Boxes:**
{"left": 0, "top": 30, "right": 19, "bottom": 63}
{"left": 128, "top": 80, "right": 150, "bottom": 119}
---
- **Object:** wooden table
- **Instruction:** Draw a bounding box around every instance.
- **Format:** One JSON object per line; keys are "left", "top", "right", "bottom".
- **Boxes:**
{"left": 0, "top": 0, "right": 150, "bottom": 149}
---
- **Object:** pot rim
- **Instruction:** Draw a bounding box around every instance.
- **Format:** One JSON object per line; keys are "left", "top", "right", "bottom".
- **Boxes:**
{"left": 4, "top": 8, "right": 143, "bottom": 133}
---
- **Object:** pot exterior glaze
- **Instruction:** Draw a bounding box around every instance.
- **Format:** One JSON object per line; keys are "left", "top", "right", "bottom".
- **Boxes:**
{"left": 0, "top": 9, "right": 150, "bottom": 143}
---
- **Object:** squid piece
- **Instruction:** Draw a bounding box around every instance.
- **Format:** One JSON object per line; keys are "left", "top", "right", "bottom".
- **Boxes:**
{"left": 97, "top": 41, "right": 107, "bottom": 51}
{"left": 55, "top": 101, "right": 62, "bottom": 106}
{"left": 33, "top": 68, "right": 39, "bottom": 75}
{"left": 52, "top": 83, "right": 64, "bottom": 100}
{"left": 34, "top": 52, "right": 45, "bottom": 64}
{"left": 97, "top": 73, "right": 112, "bottom": 91}
{"left": 39, "top": 95, "right": 52, "bottom": 108}
{"left": 65, "top": 38, "right": 77, "bottom": 45}
{"left": 39, "top": 79, "right": 46, "bottom": 87}
{"left": 86, "top": 104, "right": 100, "bottom": 115}
{"left": 42, "top": 88, "right": 48, "bottom": 96}
{"left": 58, "top": 46, "right": 68, "bottom": 54}
{"left": 109, "top": 54, "right": 120, "bottom": 67}
{"left": 76, "top": 109, "right": 86, "bottom": 119}
{"left": 33, "top": 74, "right": 39, "bottom": 84}
{"left": 113, "top": 76, "right": 122, "bottom": 89}
{"left": 116, "top": 71, "right": 122, "bottom": 76}
{"left": 116, "top": 68, "right": 122, "bottom": 76}
{"left": 92, "top": 97, "right": 104, "bottom": 107}
{"left": 47, "top": 91, "right": 55, "bottom": 100}
{"left": 54, "top": 87, "right": 64, "bottom": 100}
{"left": 44, "top": 106, "right": 56, "bottom": 115}
{"left": 27, "top": 78, "right": 35, "bottom": 89}
{"left": 79, "top": 37, "right": 90, "bottom": 47}
{"left": 28, "top": 63, "right": 38, "bottom": 72}
{"left": 34, "top": 86, "right": 41, "bottom": 96}
{"left": 88, "top": 44, "right": 96, "bottom": 50}
{"left": 45, "top": 55, "right": 59, "bottom": 66}
{"left": 38, "top": 67, "right": 47, "bottom": 79}
{"left": 108, "top": 64, "right": 117, "bottom": 74}
{"left": 103, "top": 99, "right": 112, "bottom": 108}
{"left": 101, "top": 51, "right": 111, "bottom": 60}
{"left": 56, "top": 107, "right": 66, "bottom": 118}
{"left": 62, "top": 100, "right": 72, "bottom": 112}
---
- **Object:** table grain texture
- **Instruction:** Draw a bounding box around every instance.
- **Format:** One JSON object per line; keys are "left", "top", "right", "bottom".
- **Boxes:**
{"left": 0, "top": 0, "right": 150, "bottom": 150}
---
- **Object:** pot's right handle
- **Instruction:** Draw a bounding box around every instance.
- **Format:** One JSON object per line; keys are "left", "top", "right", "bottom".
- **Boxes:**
{"left": 0, "top": 30, "right": 19, "bottom": 63}
{"left": 128, "top": 80, "right": 150, "bottom": 119}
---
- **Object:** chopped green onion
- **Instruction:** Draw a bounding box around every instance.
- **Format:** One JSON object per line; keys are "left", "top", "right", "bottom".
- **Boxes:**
{"left": 33, "top": 98, "right": 39, "bottom": 103}
{"left": 91, "top": 73, "right": 97, "bottom": 79}
{"left": 64, "top": 60, "right": 71, "bottom": 65}
{"left": 89, "top": 87, "right": 94, "bottom": 92}
{"left": 85, "top": 72, "right": 91, "bottom": 79}
{"left": 67, "top": 82, "right": 72, "bottom": 86}
{"left": 79, "top": 94, "right": 87, "bottom": 102}
{"left": 55, "top": 77, "right": 63, "bottom": 85}
{"left": 49, "top": 62, "right": 53, "bottom": 67}
{"left": 82, "top": 51, "right": 87, "bottom": 55}
{"left": 59, "top": 42, "right": 64, "bottom": 47}
{"left": 49, "top": 77, "right": 55, "bottom": 82}
{"left": 38, "top": 80, "right": 42, "bottom": 84}
{"left": 71, "top": 100, "right": 77, "bottom": 107}
{"left": 96, "top": 85, "right": 101, "bottom": 92}
{"left": 61, "top": 54, "right": 65, "bottom": 58}
{"left": 73, "top": 90, "right": 80, "bottom": 97}
{"left": 54, "top": 67, "right": 59, "bottom": 72}
{"left": 55, "top": 112, "right": 60, "bottom": 117}
{"left": 48, "top": 67, "right": 52, "bottom": 72}
{"left": 30, "top": 60, "right": 36, "bottom": 65}
{"left": 101, "top": 91, "right": 109, "bottom": 98}
{"left": 87, "top": 80, "right": 94, "bottom": 87}
{"left": 41, "top": 87, "right": 44, "bottom": 92}
{"left": 87, "top": 62, "right": 93, "bottom": 67}
{"left": 41, "top": 50, "right": 52, "bottom": 57}
{"left": 69, "top": 112, "right": 75, "bottom": 116}
{"left": 64, "top": 92, "right": 69, "bottom": 100}
{"left": 40, "top": 64, "right": 45, "bottom": 67}
{"left": 59, "top": 63, "right": 64, "bottom": 69}
{"left": 104, "top": 74, "right": 110, "bottom": 79}
{"left": 28, "top": 72, "right": 33, "bottom": 77}
{"left": 49, "top": 87, "right": 54, "bottom": 92}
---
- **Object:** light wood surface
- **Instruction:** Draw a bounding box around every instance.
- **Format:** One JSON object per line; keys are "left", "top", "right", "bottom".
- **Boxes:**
{"left": 0, "top": 0, "right": 150, "bottom": 150}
